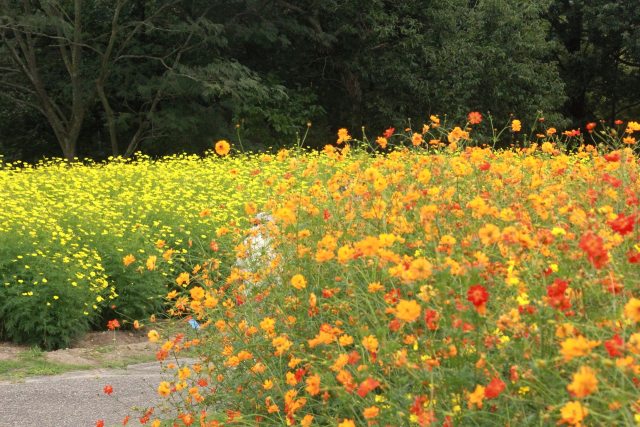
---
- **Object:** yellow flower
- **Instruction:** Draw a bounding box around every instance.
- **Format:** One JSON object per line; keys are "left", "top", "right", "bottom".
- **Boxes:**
{"left": 291, "top": 274, "right": 307, "bottom": 290}
{"left": 147, "top": 329, "right": 160, "bottom": 343}
{"left": 395, "top": 299, "right": 421, "bottom": 323}
{"left": 624, "top": 298, "right": 640, "bottom": 322}
{"left": 567, "top": 366, "right": 598, "bottom": 397}
{"left": 157, "top": 381, "right": 171, "bottom": 397}
{"left": 512, "top": 119, "right": 522, "bottom": 132}
{"left": 559, "top": 401, "right": 588, "bottom": 425}
{"left": 263, "top": 379, "right": 274, "bottom": 390}
{"left": 214, "top": 139, "right": 231, "bottom": 156}
{"left": 338, "top": 420, "right": 355, "bottom": 427}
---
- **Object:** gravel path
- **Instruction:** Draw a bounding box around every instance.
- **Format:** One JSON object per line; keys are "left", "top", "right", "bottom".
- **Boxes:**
{"left": 0, "top": 361, "right": 178, "bottom": 427}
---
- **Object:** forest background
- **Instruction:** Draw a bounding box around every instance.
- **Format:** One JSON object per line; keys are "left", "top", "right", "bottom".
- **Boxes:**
{"left": 1, "top": 0, "right": 638, "bottom": 161}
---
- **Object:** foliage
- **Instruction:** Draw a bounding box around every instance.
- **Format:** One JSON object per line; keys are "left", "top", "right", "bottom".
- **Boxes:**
{"left": 0, "top": 152, "right": 289, "bottom": 349}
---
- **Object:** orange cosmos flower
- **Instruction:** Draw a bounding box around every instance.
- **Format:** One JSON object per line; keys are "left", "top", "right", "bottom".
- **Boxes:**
{"left": 337, "top": 128, "right": 351, "bottom": 144}
{"left": 122, "top": 254, "right": 136, "bottom": 266}
{"left": 467, "top": 385, "right": 485, "bottom": 409}
{"left": 559, "top": 401, "right": 588, "bottom": 426}
{"left": 624, "top": 298, "right": 640, "bottom": 323}
{"left": 361, "top": 335, "right": 379, "bottom": 353}
{"left": 395, "top": 299, "right": 421, "bottom": 322}
{"left": 107, "top": 319, "right": 120, "bottom": 331}
{"left": 305, "top": 374, "right": 321, "bottom": 396}
{"left": 214, "top": 139, "right": 231, "bottom": 155}
{"left": 338, "top": 420, "right": 355, "bottom": 427}
{"left": 290, "top": 274, "right": 307, "bottom": 290}
{"left": 468, "top": 111, "right": 483, "bottom": 124}
{"left": 376, "top": 136, "right": 388, "bottom": 148}
{"left": 511, "top": 119, "right": 522, "bottom": 132}
{"left": 560, "top": 336, "right": 600, "bottom": 362}
{"left": 412, "top": 132, "right": 424, "bottom": 146}
{"left": 363, "top": 406, "right": 380, "bottom": 419}
{"left": 567, "top": 366, "right": 598, "bottom": 398}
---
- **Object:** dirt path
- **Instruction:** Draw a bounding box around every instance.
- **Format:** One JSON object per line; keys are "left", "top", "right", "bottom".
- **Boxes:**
{"left": 0, "top": 331, "right": 180, "bottom": 427}
{"left": 0, "top": 361, "right": 174, "bottom": 427}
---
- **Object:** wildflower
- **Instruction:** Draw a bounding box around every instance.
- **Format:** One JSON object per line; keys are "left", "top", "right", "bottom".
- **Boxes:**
{"left": 395, "top": 299, "right": 422, "bottom": 323}
{"left": 468, "top": 111, "right": 482, "bottom": 124}
{"left": 467, "top": 385, "right": 485, "bottom": 409}
{"left": 363, "top": 406, "right": 380, "bottom": 419}
{"left": 484, "top": 377, "right": 506, "bottom": 399}
{"left": 448, "top": 127, "right": 469, "bottom": 144}
{"left": 305, "top": 374, "right": 321, "bottom": 396}
{"left": 337, "top": 128, "right": 351, "bottom": 144}
{"left": 624, "top": 298, "right": 640, "bottom": 323}
{"left": 122, "top": 254, "right": 136, "bottom": 266}
{"left": 578, "top": 232, "right": 608, "bottom": 269}
{"left": 567, "top": 366, "right": 598, "bottom": 397}
{"left": 412, "top": 132, "right": 424, "bottom": 146}
{"left": 376, "top": 136, "right": 388, "bottom": 149}
{"left": 148, "top": 330, "right": 160, "bottom": 343}
{"left": 176, "top": 272, "right": 190, "bottom": 286}
{"left": 107, "top": 319, "right": 120, "bottom": 331}
{"left": 96, "top": 421, "right": 105, "bottom": 427}
{"left": 467, "top": 285, "right": 489, "bottom": 314}
{"left": 547, "top": 127, "right": 557, "bottom": 136}
{"left": 383, "top": 127, "right": 395, "bottom": 138}
{"left": 604, "top": 334, "right": 624, "bottom": 357}
{"left": 560, "top": 336, "right": 600, "bottom": 361}
{"left": 357, "top": 378, "right": 381, "bottom": 398}
{"left": 362, "top": 335, "right": 379, "bottom": 353}
{"left": 214, "top": 140, "right": 231, "bottom": 156}
{"left": 430, "top": 115, "right": 440, "bottom": 126}
{"left": 103, "top": 385, "right": 113, "bottom": 395}
{"left": 146, "top": 255, "right": 157, "bottom": 271}
{"left": 608, "top": 213, "right": 636, "bottom": 235}
{"left": 158, "top": 381, "right": 171, "bottom": 397}
{"left": 559, "top": 401, "right": 588, "bottom": 425}
{"left": 585, "top": 122, "right": 596, "bottom": 133}
{"left": 290, "top": 274, "right": 307, "bottom": 290}
{"left": 338, "top": 420, "right": 355, "bottom": 427}
{"left": 189, "top": 286, "right": 205, "bottom": 301}
{"left": 512, "top": 119, "right": 522, "bottom": 132}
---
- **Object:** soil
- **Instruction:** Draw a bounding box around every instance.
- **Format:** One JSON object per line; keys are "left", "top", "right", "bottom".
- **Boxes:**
{"left": 0, "top": 330, "right": 155, "bottom": 368}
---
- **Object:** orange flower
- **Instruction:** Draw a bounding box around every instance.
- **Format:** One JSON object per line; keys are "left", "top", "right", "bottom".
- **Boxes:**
{"left": 412, "top": 132, "right": 424, "bottom": 146}
{"left": 468, "top": 111, "right": 483, "bottom": 124}
{"left": 511, "top": 119, "right": 522, "bottom": 132}
{"left": 362, "top": 335, "right": 379, "bottom": 353}
{"left": 107, "top": 319, "right": 120, "bottom": 331}
{"left": 337, "top": 128, "right": 351, "bottom": 144}
{"left": 376, "top": 136, "right": 388, "bottom": 148}
{"left": 338, "top": 420, "right": 355, "bottom": 427}
{"left": 559, "top": 401, "right": 588, "bottom": 425}
{"left": 395, "top": 299, "right": 421, "bottom": 322}
{"left": 363, "top": 406, "right": 380, "bottom": 419}
{"left": 567, "top": 366, "right": 598, "bottom": 398}
{"left": 122, "top": 254, "right": 136, "bottom": 266}
{"left": 290, "top": 274, "right": 307, "bottom": 290}
{"left": 560, "top": 336, "right": 600, "bottom": 362}
{"left": 214, "top": 139, "right": 231, "bottom": 156}
{"left": 305, "top": 374, "right": 321, "bottom": 396}
{"left": 467, "top": 385, "right": 485, "bottom": 409}
{"left": 624, "top": 298, "right": 640, "bottom": 322}
{"left": 484, "top": 376, "right": 505, "bottom": 399}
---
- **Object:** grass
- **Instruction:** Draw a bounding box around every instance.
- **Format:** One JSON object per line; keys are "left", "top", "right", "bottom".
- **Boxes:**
{"left": 0, "top": 347, "right": 93, "bottom": 381}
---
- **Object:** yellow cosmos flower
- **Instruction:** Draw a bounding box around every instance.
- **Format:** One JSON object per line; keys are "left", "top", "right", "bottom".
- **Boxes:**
{"left": 567, "top": 366, "right": 598, "bottom": 398}
{"left": 559, "top": 401, "right": 588, "bottom": 425}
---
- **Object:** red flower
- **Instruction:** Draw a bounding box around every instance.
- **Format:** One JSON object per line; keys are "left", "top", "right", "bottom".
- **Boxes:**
{"left": 107, "top": 319, "right": 120, "bottom": 331}
{"left": 608, "top": 213, "right": 636, "bottom": 235}
{"left": 96, "top": 421, "right": 105, "bottom": 427}
{"left": 424, "top": 309, "right": 439, "bottom": 331}
{"left": 468, "top": 111, "right": 483, "bottom": 125}
{"left": 383, "top": 127, "right": 395, "bottom": 139}
{"left": 546, "top": 279, "right": 571, "bottom": 312}
{"left": 356, "top": 378, "right": 381, "bottom": 398}
{"left": 122, "top": 415, "right": 130, "bottom": 426}
{"left": 586, "top": 122, "right": 597, "bottom": 133}
{"left": 578, "top": 232, "right": 609, "bottom": 269}
{"left": 478, "top": 161, "right": 491, "bottom": 171}
{"left": 604, "top": 152, "right": 621, "bottom": 162}
{"left": 604, "top": 334, "right": 624, "bottom": 357}
{"left": 627, "top": 249, "right": 640, "bottom": 264}
{"left": 467, "top": 285, "right": 489, "bottom": 307}
{"left": 615, "top": 119, "right": 624, "bottom": 125}
{"left": 484, "top": 377, "right": 506, "bottom": 399}
{"left": 103, "top": 385, "right": 113, "bottom": 395}
{"left": 602, "top": 173, "right": 622, "bottom": 188}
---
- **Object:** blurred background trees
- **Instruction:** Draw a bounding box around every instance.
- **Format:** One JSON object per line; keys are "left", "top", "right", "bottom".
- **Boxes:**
{"left": 1, "top": 0, "right": 638, "bottom": 161}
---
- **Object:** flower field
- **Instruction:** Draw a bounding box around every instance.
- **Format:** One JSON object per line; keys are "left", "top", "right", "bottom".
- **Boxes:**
{"left": 3, "top": 117, "right": 640, "bottom": 426}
